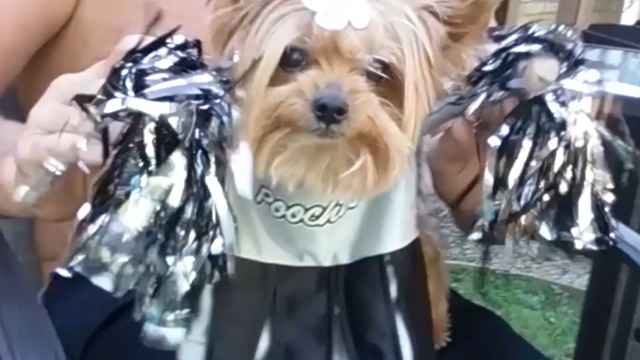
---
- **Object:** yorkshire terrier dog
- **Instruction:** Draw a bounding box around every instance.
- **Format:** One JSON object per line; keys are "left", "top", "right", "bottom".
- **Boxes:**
{"left": 210, "top": 0, "right": 497, "bottom": 349}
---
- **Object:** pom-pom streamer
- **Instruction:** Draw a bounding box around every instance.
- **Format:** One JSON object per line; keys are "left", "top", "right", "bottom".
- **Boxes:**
{"left": 66, "top": 30, "right": 237, "bottom": 349}
{"left": 426, "top": 23, "right": 640, "bottom": 252}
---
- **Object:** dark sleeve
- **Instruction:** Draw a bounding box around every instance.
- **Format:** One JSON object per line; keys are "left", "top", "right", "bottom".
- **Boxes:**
{"left": 42, "top": 272, "right": 175, "bottom": 360}
{"left": 437, "top": 290, "right": 550, "bottom": 360}
{"left": 0, "top": 87, "right": 24, "bottom": 119}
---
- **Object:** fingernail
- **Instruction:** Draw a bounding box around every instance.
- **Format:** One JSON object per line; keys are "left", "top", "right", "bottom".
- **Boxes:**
{"left": 75, "top": 139, "right": 90, "bottom": 172}
{"left": 77, "top": 162, "right": 90, "bottom": 174}
{"left": 76, "top": 138, "right": 88, "bottom": 152}
{"left": 78, "top": 138, "right": 104, "bottom": 167}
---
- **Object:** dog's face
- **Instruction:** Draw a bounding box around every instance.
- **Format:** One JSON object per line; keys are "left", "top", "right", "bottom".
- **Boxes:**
{"left": 211, "top": 0, "right": 497, "bottom": 198}
{"left": 240, "top": 15, "right": 424, "bottom": 198}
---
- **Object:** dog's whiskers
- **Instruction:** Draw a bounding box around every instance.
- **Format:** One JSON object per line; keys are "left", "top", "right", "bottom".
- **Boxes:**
{"left": 312, "top": 126, "right": 343, "bottom": 138}
{"left": 340, "top": 154, "right": 366, "bottom": 178}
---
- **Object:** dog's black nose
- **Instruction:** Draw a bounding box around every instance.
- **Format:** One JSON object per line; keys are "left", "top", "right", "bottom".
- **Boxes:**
{"left": 312, "top": 91, "right": 349, "bottom": 125}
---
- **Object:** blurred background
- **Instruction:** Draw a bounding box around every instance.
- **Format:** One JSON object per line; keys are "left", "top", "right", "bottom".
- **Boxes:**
{"left": 495, "top": 0, "right": 638, "bottom": 27}
{"left": 446, "top": 2, "right": 640, "bottom": 359}
{"left": 1, "top": 2, "right": 640, "bottom": 359}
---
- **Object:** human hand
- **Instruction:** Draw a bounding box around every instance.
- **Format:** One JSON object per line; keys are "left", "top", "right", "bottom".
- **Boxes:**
{"left": 14, "top": 35, "right": 154, "bottom": 208}
{"left": 17, "top": 35, "right": 153, "bottom": 172}
{"left": 426, "top": 99, "right": 518, "bottom": 232}
{"left": 426, "top": 56, "right": 561, "bottom": 232}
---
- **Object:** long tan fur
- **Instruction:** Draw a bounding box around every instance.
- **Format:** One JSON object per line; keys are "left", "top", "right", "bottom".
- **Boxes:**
{"left": 209, "top": 0, "right": 498, "bottom": 349}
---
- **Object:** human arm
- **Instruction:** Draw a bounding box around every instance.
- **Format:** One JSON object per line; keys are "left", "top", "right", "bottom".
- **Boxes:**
{"left": 0, "top": 0, "right": 78, "bottom": 217}
{"left": 428, "top": 56, "right": 561, "bottom": 233}
{"left": 426, "top": 101, "right": 516, "bottom": 233}
{"left": 0, "top": 121, "right": 29, "bottom": 217}
{"left": 8, "top": 35, "right": 154, "bottom": 221}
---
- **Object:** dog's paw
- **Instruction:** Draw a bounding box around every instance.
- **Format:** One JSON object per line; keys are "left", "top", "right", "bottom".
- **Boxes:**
{"left": 432, "top": 313, "right": 451, "bottom": 350}
{"left": 425, "top": 261, "right": 450, "bottom": 349}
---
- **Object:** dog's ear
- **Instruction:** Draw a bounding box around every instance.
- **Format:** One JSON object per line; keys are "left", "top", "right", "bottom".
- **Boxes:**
{"left": 414, "top": 0, "right": 500, "bottom": 74}
{"left": 438, "top": 0, "right": 500, "bottom": 46}
{"left": 208, "top": 0, "right": 247, "bottom": 58}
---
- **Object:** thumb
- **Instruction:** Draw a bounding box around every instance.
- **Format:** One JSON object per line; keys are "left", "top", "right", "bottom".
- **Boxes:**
{"left": 87, "top": 34, "right": 157, "bottom": 75}
{"left": 38, "top": 35, "right": 156, "bottom": 105}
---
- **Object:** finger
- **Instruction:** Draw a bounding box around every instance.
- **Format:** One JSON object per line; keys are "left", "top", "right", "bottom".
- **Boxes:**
{"left": 39, "top": 73, "right": 106, "bottom": 105}
{"left": 428, "top": 98, "right": 519, "bottom": 166}
{"left": 87, "top": 34, "right": 156, "bottom": 75}
{"left": 17, "top": 132, "right": 103, "bottom": 173}
{"left": 106, "top": 122, "right": 127, "bottom": 144}
{"left": 39, "top": 35, "right": 155, "bottom": 104}
{"left": 77, "top": 137, "right": 105, "bottom": 166}
{"left": 522, "top": 56, "right": 561, "bottom": 96}
{"left": 28, "top": 102, "right": 97, "bottom": 137}
{"left": 72, "top": 104, "right": 103, "bottom": 139}
{"left": 427, "top": 130, "right": 483, "bottom": 206}
{"left": 426, "top": 118, "right": 478, "bottom": 169}
{"left": 474, "top": 96, "right": 519, "bottom": 140}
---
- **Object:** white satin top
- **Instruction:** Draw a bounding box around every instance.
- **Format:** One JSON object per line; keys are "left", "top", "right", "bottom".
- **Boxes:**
{"left": 228, "top": 159, "right": 419, "bottom": 267}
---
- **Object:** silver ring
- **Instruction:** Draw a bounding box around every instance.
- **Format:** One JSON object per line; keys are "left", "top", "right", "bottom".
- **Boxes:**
{"left": 12, "top": 157, "right": 69, "bottom": 205}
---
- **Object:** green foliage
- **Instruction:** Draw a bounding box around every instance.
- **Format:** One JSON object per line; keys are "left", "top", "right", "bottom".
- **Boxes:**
{"left": 450, "top": 268, "right": 583, "bottom": 360}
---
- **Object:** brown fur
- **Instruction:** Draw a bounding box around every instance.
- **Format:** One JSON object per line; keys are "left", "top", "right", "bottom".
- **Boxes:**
{"left": 209, "top": 0, "right": 498, "bottom": 349}
{"left": 421, "top": 232, "right": 451, "bottom": 347}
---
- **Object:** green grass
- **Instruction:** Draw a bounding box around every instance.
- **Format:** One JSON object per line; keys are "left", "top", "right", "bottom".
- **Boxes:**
{"left": 450, "top": 267, "right": 583, "bottom": 360}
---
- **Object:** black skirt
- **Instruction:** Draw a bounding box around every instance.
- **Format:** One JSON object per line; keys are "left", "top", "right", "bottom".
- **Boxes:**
{"left": 206, "top": 239, "right": 436, "bottom": 360}
{"left": 42, "top": 255, "right": 550, "bottom": 360}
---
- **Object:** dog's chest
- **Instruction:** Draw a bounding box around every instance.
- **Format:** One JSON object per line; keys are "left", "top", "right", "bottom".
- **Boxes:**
{"left": 229, "top": 161, "right": 419, "bottom": 266}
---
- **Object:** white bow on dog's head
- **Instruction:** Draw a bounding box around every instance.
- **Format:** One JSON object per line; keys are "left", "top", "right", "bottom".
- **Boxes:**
{"left": 301, "top": 0, "right": 371, "bottom": 30}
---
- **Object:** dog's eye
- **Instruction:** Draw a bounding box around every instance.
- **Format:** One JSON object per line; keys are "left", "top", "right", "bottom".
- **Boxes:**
{"left": 365, "top": 58, "right": 390, "bottom": 83}
{"left": 279, "top": 46, "right": 308, "bottom": 72}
